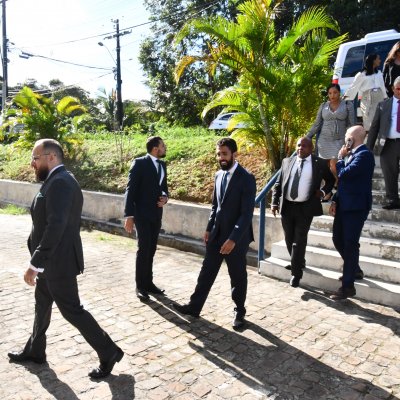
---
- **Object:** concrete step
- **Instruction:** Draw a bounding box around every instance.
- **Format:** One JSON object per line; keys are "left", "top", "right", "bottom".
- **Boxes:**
{"left": 314, "top": 205, "right": 400, "bottom": 224}
{"left": 270, "top": 241, "right": 400, "bottom": 284}
{"left": 306, "top": 230, "right": 400, "bottom": 261}
{"left": 259, "top": 257, "right": 400, "bottom": 308}
{"left": 312, "top": 214, "right": 400, "bottom": 241}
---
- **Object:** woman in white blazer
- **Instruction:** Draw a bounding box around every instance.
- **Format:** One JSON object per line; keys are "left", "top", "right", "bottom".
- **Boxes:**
{"left": 344, "top": 53, "right": 387, "bottom": 132}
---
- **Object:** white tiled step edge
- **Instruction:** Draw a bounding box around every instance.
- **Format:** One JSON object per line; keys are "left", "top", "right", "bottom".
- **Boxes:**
{"left": 260, "top": 257, "right": 400, "bottom": 308}
{"left": 270, "top": 241, "right": 400, "bottom": 284}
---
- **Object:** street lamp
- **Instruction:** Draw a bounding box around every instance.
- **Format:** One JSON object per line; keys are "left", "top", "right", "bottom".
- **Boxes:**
{"left": 98, "top": 42, "right": 116, "bottom": 65}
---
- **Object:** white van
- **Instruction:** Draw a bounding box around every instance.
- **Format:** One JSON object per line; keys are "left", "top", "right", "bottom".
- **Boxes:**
{"left": 333, "top": 29, "right": 400, "bottom": 94}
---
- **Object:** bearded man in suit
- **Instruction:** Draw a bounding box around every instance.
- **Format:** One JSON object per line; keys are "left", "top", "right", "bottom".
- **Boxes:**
{"left": 271, "top": 137, "right": 335, "bottom": 288}
{"left": 173, "top": 137, "right": 256, "bottom": 329}
{"left": 124, "top": 136, "right": 168, "bottom": 301}
{"left": 8, "top": 139, "right": 123, "bottom": 379}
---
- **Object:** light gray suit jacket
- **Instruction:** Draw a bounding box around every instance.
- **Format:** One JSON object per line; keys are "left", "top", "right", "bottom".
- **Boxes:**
{"left": 367, "top": 97, "right": 396, "bottom": 155}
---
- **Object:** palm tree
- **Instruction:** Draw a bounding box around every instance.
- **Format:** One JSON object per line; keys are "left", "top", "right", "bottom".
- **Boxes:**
{"left": 3, "top": 86, "right": 86, "bottom": 151}
{"left": 174, "top": 0, "right": 347, "bottom": 169}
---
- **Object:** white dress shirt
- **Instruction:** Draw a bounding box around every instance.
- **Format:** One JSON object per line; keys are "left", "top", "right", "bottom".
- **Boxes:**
{"left": 217, "top": 161, "right": 238, "bottom": 210}
{"left": 387, "top": 98, "right": 400, "bottom": 139}
{"left": 286, "top": 155, "right": 312, "bottom": 202}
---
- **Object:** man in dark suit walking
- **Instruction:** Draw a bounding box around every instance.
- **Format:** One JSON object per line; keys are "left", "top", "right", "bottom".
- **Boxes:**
{"left": 8, "top": 139, "right": 123, "bottom": 379}
{"left": 367, "top": 76, "right": 400, "bottom": 209}
{"left": 271, "top": 137, "right": 335, "bottom": 288}
{"left": 330, "top": 126, "right": 375, "bottom": 300}
{"left": 173, "top": 138, "right": 256, "bottom": 329}
{"left": 124, "top": 136, "right": 168, "bottom": 300}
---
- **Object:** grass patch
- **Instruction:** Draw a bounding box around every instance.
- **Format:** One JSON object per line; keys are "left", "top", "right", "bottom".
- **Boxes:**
{"left": 0, "top": 127, "right": 271, "bottom": 203}
{"left": 0, "top": 204, "right": 28, "bottom": 215}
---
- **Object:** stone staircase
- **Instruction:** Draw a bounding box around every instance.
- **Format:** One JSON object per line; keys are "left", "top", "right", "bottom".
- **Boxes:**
{"left": 259, "top": 157, "right": 400, "bottom": 308}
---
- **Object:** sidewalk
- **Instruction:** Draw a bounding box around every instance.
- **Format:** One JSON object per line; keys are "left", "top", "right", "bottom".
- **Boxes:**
{"left": 0, "top": 213, "right": 399, "bottom": 400}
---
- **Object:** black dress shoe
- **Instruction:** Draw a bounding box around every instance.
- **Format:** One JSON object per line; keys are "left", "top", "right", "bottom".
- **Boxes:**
{"left": 382, "top": 203, "right": 400, "bottom": 210}
{"left": 89, "top": 347, "right": 124, "bottom": 379}
{"left": 284, "top": 264, "right": 292, "bottom": 270}
{"left": 330, "top": 286, "right": 356, "bottom": 300}
{"left": 8, "top": 351, "right": 46, "bottom": 364}
{"left": 339, "top": 270, "right": 364, "bottom": 281}
{"left": 172, "top": 303, "right": 200, "bottom": 318}
{"left": 290, "top": 276, "right": 301, "bottom": 288}
{"left": 147, "top": 284, "right": 165, "bottom": 295}
{"left": 232, "top": 308, "right": 245, "bottom": 330}
{"left": 136, "top": 288, "right": 150, "bottom": 300}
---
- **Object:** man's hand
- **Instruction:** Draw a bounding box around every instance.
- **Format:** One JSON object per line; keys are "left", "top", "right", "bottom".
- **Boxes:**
{"left": 220, "top": 239, "right": 235, "bottom": 255}
{"left": 338, "top": 145, "right": 350, "bottom": 160}
{"left": 271, "top": 205, "right": 279, "bottom": 217}
{"left": 124, "top": 217, "right": 135, "bottom": 234}
{"left": 329, "top": 202, "right": 337, "bottom": 217}
{"left": 157, "top": 195, "right": 168, "bottom": 208}
{"left": 24, "top": 268, "right": 38, "bottom": 286}
{"left": 203, "top": 231, "right": 210, "bottom": 244}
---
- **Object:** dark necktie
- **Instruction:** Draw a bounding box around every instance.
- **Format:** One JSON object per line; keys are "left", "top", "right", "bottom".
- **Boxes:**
{"left": 220, "top": 171, "right": 230, "bottom": 201}
{"left": 397, "top": 99, "right": 400, "bottom": 133}
{"left": 290, "top": 159, "right": 305, "bottom": 200}
{"left": 156, "top": 160, "right": 162, "bottom": 183}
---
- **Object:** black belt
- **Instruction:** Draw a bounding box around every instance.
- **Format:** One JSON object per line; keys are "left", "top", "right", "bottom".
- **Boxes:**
{"left": 286, "top": 200, "right": 307, "bottom": 205}
{"left": 386, "top": 138, "right": 400, "bottom": 142}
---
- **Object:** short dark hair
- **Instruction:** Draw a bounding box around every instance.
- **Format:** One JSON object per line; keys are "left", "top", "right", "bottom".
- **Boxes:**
{"left": 39, "top": 139, "right": 64, "bottom": 161}
{"left": 146, "top": 136, "right": 163, "bottom": 153}
{"left": 216, "top": 137, "right": 237, "bottom": 153}
{"left": 327, "top": 83, "right": 341, "bottom": 93}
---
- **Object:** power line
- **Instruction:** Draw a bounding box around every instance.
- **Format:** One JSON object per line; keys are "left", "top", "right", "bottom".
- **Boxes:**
{"left": 14, "top": 49, "right": 113, "bottom": 71}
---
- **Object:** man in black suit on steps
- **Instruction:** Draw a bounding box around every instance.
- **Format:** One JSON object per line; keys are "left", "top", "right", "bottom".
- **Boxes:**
{"left": 124, "top": 136, "right": 168, "bottom": 300}
{"left": 271, "top": 137, "right": 335, "bottom": 288}
{"left": 173, "top": 138, "right": 256, "bottom": 329}
{"left": 8, "top": 139, "right": 123, "bottom": 379}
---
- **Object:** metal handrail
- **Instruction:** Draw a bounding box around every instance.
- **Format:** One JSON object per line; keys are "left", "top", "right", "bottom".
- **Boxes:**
{"left": 255, "top": 151, "right": 296, "bottom": 270}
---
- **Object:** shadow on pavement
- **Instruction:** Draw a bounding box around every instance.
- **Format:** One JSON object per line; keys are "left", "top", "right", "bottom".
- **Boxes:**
{"left": 23, "top": 363, "right": 80, "bottom": 400}
{"left": 149, "top": 296, "right": 398, "bottom": 400}
{"left": 21, "top": 361, "right": 135, "bottom": 399}
{"left": 107, "top": 374, "right": 136, "bottom": 400}
{"left": 301, "top": 289, "right": 400, "bottom": 336}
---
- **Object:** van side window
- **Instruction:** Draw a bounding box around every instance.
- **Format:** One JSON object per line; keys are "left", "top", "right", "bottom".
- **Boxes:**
{"left": 342, "top": 45, "right": 365, "bottom": 78}
{"left": 365, "top": 39, "right": 399, "bottom": 70}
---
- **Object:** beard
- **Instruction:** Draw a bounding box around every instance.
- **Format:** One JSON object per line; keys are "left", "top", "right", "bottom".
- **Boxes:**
{"left": 219, "top": 158, "right": 234, "bottom": 171}
{"left": 35, "top": 166, "right": 49, "bottom": 182}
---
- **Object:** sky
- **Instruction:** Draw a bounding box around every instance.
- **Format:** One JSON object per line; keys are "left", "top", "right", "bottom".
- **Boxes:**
{"left": 6, "top": 0, "right": 152, "bottom": 100}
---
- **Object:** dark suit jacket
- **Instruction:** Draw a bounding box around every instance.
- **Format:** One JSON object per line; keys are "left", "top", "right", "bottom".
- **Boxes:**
{"left": 28, "top": 166, "right": 84, "bottom": 280}
{"left": 207, "top": 164, "right": 256, "bottom": 246}
{"left": 334, "top": 145, "right": 375, "bottom": 211}
{"left": 124, "top": 155, "right": 168, "bottom": 222}
{"left": 367, "top": 97, "right": 395, "bottom": 155}
{"left": 271, "top": 155, "right": 335, "bottom": 217}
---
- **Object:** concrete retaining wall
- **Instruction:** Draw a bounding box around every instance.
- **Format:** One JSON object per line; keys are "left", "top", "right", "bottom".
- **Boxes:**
{"left": 0, "top": 179, "right": 284, "bottom": 255}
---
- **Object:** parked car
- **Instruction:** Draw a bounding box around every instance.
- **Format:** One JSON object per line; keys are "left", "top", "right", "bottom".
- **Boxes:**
{"left": 333, "top": 29, "right": 400, "bottom": 94}
{"left": 208, "top": 112, "right": 246, "bottom": 130}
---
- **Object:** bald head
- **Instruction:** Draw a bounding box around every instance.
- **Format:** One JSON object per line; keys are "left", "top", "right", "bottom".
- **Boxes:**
{"left": 345, "top": 125, "right": 366, "bottom": 149}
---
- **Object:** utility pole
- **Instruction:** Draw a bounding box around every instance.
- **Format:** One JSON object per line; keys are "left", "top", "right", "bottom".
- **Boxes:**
{"left": 104, "top": 20, "right": 131, "bottom": 130}
{"left": 115, "top": 19, "right": 123, "bottom": 130}
{"left": 1, "top": 0, "right": 8, "bottom": 115}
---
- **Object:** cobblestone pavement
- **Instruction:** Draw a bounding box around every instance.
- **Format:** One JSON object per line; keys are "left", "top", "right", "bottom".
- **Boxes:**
{"left": 1, "top": 214, "right": 400, "bottom": 400}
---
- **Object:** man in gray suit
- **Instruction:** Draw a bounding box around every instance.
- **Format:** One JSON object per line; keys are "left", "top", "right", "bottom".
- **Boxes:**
{"left": 367, "top": 76, "right": 400, "bottom": 209}
{"left": 8, "top": 139, "right": 123, "bottom": 379}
